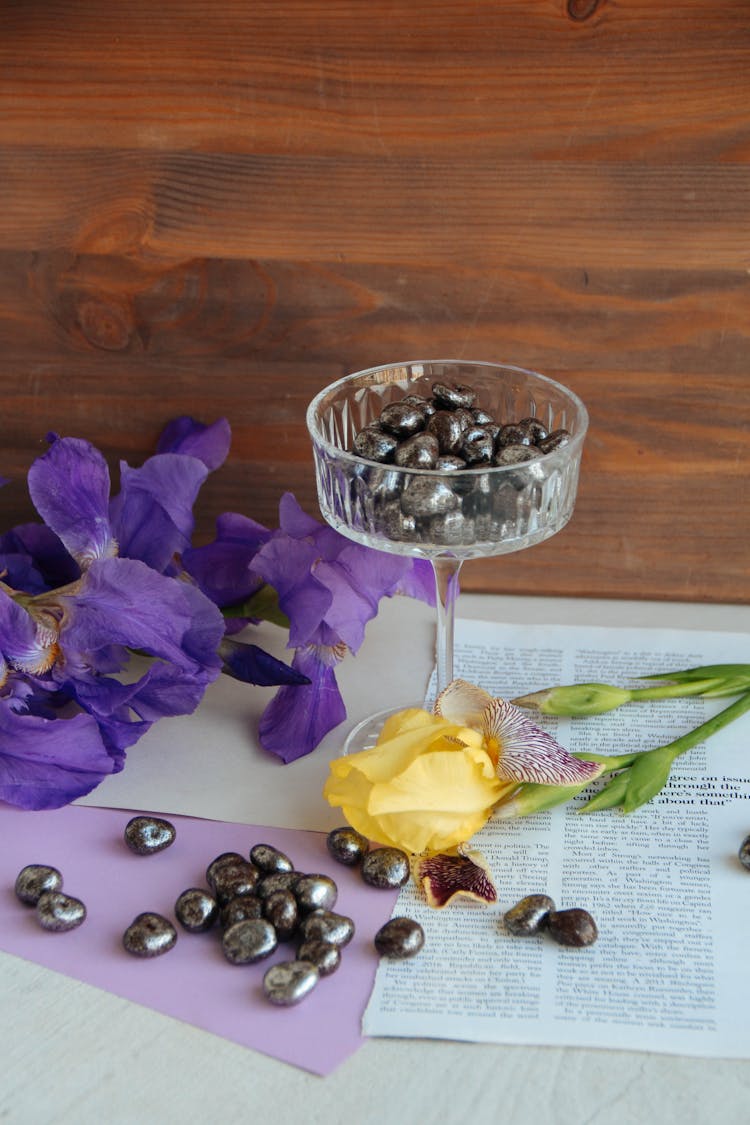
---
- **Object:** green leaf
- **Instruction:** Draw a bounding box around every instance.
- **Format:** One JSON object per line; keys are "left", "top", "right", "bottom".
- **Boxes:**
{"left": 221, "top": 584, "right": 289, "bottom": 629}
{"left": 620, "top": 746, "right": 679, "bottom": 814}
{"left": 639, "top": 663, "right": 750, "bottom": 685}
{"left": 578, "top": 770, "right": 631, "bottom": 813}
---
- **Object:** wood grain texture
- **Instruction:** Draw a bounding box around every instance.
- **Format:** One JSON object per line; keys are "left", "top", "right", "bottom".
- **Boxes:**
{"left": 1, "top": 1, "right": 748, "bottom": 603}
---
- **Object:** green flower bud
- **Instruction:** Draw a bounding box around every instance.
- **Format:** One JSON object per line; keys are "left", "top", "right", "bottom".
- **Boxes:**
{"left": 512, "top": 683, "right": 633, "bottom": 717}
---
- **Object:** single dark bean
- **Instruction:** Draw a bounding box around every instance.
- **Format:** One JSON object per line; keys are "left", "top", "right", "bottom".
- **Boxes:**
{"left": 401, "top": 394, "right": 436, "bottom": 419}
{"left": 250, "top": 844, "right": 294, "bottom": 874}
{"left": 378, "top": 402, "right": 426, "bottom": 437}
{"left": 394, "top": 432, "right": 440, "bottom": 469}
{"left": 352, "top": 426, "right": 399, "bottom": 463}
{"left": 739, "top": 834, "right": 750, "bottom": 870}
{"left": 262, "top": 960, "right": 319, "bottom": 1006}
{"left": 547, "top": 908, "right": 598, "bottom": 947}
{"left": 123, "top": 912, "right": 177, "bottom": 957}
{"left": 175, "top": 887, "right": 219, "bottom": 933}
{"left": 518, "top": 416, "right": 549, "bottom": 443}
{"left": 36, "top": 891, "right": 87, "bottom": 932}
{"left": 220, "top": 893, "right": 264, "bottom": 928}
{"left": 361, "top": 848, "right": 411, "bottom": 889}
{"left": 297, "top": 938, "right": 342, "bottom": 976}
{"left": 15, "top": 864, "right": 63, "bottom": 906}
{"left": 256, "top": 871, "right": 301, "bottom": 899}
{"left": 206, "top": 852, "right": 247, "bottom": 891}
{"left": 496, "top": 423, "right": 532, "bottom": 449}
{"left": 493, "top": 443, "right": 540, "bottom": 467}
{"left": 431, "top": 382, "right": 477, "bottom": 411}
{"left": 374, "top": 917, "right": 425, "bottom": 959}
{"left": 434, "top": 454, "right": 467, "bottom": 472}
{"left": 460, "top": 426, "right": 495, "bottom": 465}
{"left": 123, "top": 815, "right": 176, "bottom": 855}
{"left": 400, "top": 477, "right": 459, "bottom": 518}
{"left": 294, "top": 874, "right": 338, "bottom": 914}
{"left": 326, "top": 826, "right": 369, "bottom": 867}
{"left": 538, "top": 428, "right": 571, "bottom": 454}
{"left": 298, "top": 909, "right": 355, "bottom": 948}
{"left": 503, "top": 894, "right": 556, "bottom": 936}
{"left": 211, "top": 861, "right": 260, "bottom": 906}
{"left": 263, "top": 889, "right": 299, "bottom": 940}
{"left": 426, "top": 410, "right": 466, "bottom": 454}
{"left": 222, "top": 918, "right": 278, "bottom": 965}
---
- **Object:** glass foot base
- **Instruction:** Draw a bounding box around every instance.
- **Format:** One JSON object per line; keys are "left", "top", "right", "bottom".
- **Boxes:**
{"left": 343, "top": 703, "right": 426, "bottom": 756}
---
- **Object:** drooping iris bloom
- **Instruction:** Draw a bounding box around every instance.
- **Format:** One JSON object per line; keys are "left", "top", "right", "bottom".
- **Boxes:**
{"left": 324, "top": 679, "right": 602, "bottom": 906}
{"left": 250, "top": 493, "right": 435, "bottom": 763}
{"left": 0, "top": 420, "right": 302, "bottom": 809}
{"left": 0, "top": 417, "right": 433, "bottom": 808}
{"left": 181, "top": 489, "right": 434, "bottom": 762}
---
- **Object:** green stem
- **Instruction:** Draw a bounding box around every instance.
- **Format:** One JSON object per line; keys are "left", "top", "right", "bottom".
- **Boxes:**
{"left": 659, "top": 690, "right": 750, "bottom": 758}
{"left": 628, "top": 678, "right": 727, "bottom": 702}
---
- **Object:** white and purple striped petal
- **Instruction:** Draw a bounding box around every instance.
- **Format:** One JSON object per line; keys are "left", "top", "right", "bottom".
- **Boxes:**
{"left": 483, "top": 697, "right": 601, "bottom": 786}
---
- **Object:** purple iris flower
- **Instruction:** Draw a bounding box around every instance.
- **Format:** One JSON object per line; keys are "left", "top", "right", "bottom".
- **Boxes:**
{"left": 0, "top": 425, "right": 227, "bottom": 808}
{"left": 250, "top": 493, "right": 434, "bottom": 763}
{"left": 0, "top": 416, "right": 434, "bottom": 807}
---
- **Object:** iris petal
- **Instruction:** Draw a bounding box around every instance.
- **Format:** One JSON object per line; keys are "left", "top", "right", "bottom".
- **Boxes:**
{"left": 483, "top": 698, "right": 602, "bottom": 785}
{"left": 414, "top": 850, "right": 497, "bottom": 908}
{"left": 259, "top": 645, "right": 346, "bottom": 763}
{"left": 182, "top": 512, "right": 272, "bottom": 607}
{"left": 156, "top": 416, "right": 231, "bottom": 470}
{"left": 110, "top": 453, "right": 208, "bottom": 573}
{"left": 27, "top": 436, "right": 116, "bottom": 567}
{"left": 434, "top": 679, "right": 493, "bottom": 727}
{"left": 59, "top": 557, "right": 224, "bottom": 675}
{"left": 0, "top": 588, "right": 58, "bottom": 674}
{"left": 0, "top": 698, "right": 114, "bottom": 810}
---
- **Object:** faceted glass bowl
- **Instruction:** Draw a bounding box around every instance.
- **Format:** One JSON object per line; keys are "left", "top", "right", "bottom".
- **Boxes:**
{"left": 306, "top": 360, "right": 588, "bottom": 562}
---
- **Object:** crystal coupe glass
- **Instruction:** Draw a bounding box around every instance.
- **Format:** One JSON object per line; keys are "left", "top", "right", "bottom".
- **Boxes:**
{"left": 306, "top": 360, "right": 588, "bottom": 747}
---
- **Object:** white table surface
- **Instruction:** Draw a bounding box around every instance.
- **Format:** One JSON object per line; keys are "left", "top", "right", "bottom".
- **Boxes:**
{"left": 3, "top": 593, "right": 750, "bottom": 1125}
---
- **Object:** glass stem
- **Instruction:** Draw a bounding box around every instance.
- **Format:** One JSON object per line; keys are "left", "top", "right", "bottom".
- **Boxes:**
{"left": 431, "top": 555, "right": 463, "bottom": 697}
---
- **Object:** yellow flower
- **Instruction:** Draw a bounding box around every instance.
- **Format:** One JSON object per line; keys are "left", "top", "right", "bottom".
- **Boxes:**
{"left": 323, "top": 707, "right": 515, "bottom": 855}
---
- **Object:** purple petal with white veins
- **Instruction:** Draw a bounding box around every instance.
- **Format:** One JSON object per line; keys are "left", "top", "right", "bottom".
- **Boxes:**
{"left": 182, "top": 512, "right": 272, "bottom": 606}
{"left": 415, "top": 850, "right": 497, "bottom": 908}
{"left": 27, "top": 436, "right": 116, "bottom": 567}
{"left": 0, "top": 699, "right": 115, "bottom": 809}
{"left": 109, "top": 453, "right": 208, "bottom": 572}
{"left": 259, "top": 645, "right": 346, "bottom": 763}
{"left": 59, "top": 557, "right": 224, "bottom": 675}
{"left": 0, "top": 588, "right": 57, "bottom": 674}
{"left": 156, "top": 416, "right": 231, "bottom": 470}
{"left": 484, "top": 698, "right": 601, "bottom": 785}
{"left": 219, "top": 637, "right": 310, "bottom": 687}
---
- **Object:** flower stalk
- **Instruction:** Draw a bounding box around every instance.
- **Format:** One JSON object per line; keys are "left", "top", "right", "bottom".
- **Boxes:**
{"left": 511, "top": 664, "right": 750, "bottom": 716}
{"left": 498, "top": 690, "right": 750, "bottom": 818}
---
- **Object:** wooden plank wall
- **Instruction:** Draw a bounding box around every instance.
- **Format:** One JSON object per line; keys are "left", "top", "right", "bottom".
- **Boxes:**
{"left": 1, "top": 1, "right": 748, "bottom": 603}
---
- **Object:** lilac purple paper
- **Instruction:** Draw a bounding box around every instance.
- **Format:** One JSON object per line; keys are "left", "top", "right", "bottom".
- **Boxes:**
{"left": 0, "top": 803, "right": 399, "bottom": 1074}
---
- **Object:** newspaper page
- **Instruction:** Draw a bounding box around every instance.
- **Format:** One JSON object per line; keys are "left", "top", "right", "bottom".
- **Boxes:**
{"left": 363, "top": 620, "right": 750, "bottom": 1058}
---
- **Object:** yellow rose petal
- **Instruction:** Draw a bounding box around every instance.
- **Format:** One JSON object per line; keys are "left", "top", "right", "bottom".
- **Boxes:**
{"left": 367, "top": 749, "right": 505, "bottom": 816}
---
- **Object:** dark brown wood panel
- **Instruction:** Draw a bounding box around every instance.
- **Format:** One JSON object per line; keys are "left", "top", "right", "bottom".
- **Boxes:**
{"left": 1, "top": 2, "right": 748, "bottom": 604}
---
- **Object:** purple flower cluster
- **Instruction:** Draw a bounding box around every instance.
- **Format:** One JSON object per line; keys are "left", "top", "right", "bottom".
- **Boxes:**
{"left": 0, "top": 420, "right": 433, "bottom": 809}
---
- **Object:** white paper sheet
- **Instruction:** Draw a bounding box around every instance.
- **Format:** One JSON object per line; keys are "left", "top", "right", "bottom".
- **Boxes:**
{"left": 77, "top": 598, "right": 436, "bottom": 830}
{"left": 364, "top": 618, "right": 750, "bottom": 1059}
